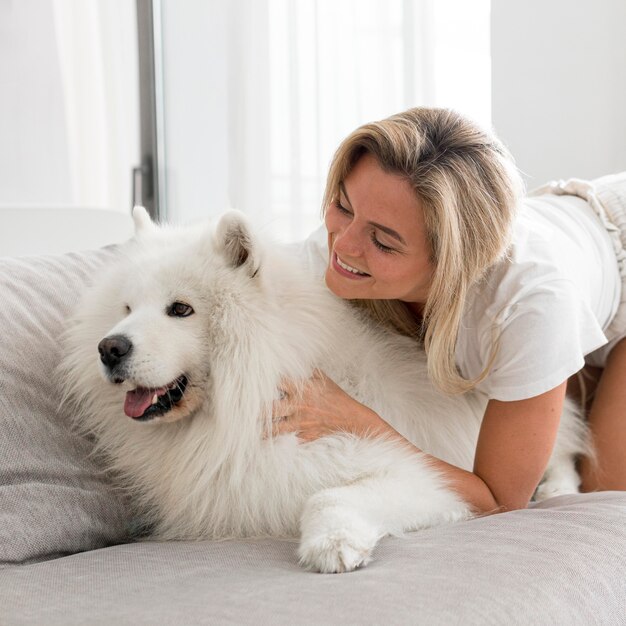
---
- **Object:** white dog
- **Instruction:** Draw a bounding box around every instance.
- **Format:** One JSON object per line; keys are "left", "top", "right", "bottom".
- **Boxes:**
{"left": 61, "top": 208, "right": 590, "bottom": 573}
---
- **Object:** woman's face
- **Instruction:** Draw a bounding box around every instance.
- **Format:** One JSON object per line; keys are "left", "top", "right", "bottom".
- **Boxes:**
{"left": 324, "top": 153, "right": 434, "bottom": 309}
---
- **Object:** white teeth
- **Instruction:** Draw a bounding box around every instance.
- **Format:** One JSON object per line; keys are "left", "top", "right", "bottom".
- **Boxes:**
{"left": 151, "top": 394, "right": 158, "bottom": 405}
{"left": 336, "top": 255, "right": 368, "bottom": 275}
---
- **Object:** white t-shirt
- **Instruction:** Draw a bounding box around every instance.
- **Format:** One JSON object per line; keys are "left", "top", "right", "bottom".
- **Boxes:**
{"left": 299, "top": 193, "right": 621, "bottom": 401}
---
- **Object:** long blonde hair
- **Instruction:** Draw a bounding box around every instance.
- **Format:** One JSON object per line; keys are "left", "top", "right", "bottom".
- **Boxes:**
{"left": 323, "top": 107, "right": 523, "bottom": 394}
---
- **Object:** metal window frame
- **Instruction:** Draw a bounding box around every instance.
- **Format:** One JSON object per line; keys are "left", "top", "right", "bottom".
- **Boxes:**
{"left": 134, "top": 0, "right": 166, "bottom": 220}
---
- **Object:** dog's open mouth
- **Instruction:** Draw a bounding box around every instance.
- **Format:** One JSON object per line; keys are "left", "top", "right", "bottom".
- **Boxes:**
{"left": 124, "top": 375, "right": 189, "bottom": 421}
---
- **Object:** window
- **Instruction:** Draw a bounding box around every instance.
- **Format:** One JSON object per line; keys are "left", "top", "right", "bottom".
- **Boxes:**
{"left": 0, "top": 0, "right": 139, "bottom": 214}
{"left": 155, "top": 0, "right": 491, "bottom": 240}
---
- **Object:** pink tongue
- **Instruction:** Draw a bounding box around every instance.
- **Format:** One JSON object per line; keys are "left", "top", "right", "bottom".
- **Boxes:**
{"left": 124, "top": 386, "right": 168, "bottom": 418}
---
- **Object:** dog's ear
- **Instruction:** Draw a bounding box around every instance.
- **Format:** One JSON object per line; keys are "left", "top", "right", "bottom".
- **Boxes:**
{"left": 215, "top": 211, "right": 260, "bottom": 277}
{"left": 132, "top": 206, "right": 158, "bottom": 236}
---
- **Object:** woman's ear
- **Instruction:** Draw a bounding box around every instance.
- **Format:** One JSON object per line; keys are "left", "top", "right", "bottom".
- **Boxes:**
{"left": 214, "top": 210, "right": 261, "bottom": 278}
{"left": 132, "top": 206, "right": 158, "bottom": 236}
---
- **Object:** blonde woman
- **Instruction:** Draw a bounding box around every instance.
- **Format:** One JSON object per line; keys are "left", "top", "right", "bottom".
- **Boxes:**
{"left": 273, "top": 107, "right": 626, "bottom": 514}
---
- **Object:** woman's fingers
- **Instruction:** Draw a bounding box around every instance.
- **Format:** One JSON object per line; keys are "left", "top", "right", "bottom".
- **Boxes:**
{"left": 278, "top": 376, "right": 301, "bottom": 396}
{"left": 272, "top": 396, "right": 292, "bottom": 420}
{"left": 279, "top": 371, "right": 330, "bottom": 394}
{"left": 270, "top": 414, "right": 293, "bottom": 437}
{"left": 270, "top": 372, "right": 336, "bottom": 440}
{"left": 273, "top": 378, "right": 295, "bottom": 421}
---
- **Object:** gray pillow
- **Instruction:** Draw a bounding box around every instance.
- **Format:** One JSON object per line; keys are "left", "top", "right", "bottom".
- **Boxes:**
{"left": 0, "top": 248, "right": 131, "bottom": 565}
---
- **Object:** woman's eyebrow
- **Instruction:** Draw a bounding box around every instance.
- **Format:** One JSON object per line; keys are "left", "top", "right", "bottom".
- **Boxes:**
{"left": 340, "top": 182, "right": 407, "bottom": 246}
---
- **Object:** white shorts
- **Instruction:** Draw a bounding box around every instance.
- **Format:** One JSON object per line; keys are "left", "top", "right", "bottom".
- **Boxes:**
{"left": 533, "top": 172, "right": 626, "bottom": 367}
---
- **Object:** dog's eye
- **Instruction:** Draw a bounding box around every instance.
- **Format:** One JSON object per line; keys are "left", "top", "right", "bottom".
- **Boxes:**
{"left": 168, "top": 302, "right": 194, "bottom": 318}
{"left": 125, "top": 305, "right": 131, "bottom": 314}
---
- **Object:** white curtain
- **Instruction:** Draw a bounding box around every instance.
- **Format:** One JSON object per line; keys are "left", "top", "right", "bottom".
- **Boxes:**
{"left": 0, "top": 0, "right": 138, "bottom": 212}
{"left": 160, "top": 0, "right": 491, "bottom": 241}
{"left": 52, "top": 0, "right": 139, "bottom": 213}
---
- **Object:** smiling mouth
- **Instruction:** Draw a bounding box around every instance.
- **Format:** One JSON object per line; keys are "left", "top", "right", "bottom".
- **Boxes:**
{"left": 124, "top": 375, "right": 189, "bottom": 421}
{"left": 333, "top": 253, "right": 370, "bottom": 277}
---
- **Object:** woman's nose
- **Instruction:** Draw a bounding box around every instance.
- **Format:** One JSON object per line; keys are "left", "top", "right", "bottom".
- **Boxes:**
{"left": 334, "top": 223, "right": 362, "bottom": 258}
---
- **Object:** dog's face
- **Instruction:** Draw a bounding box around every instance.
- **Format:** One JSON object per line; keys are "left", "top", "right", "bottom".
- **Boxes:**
{"left": 95, "top": 208, "right": 261, "bottom": 424}
{"left": 97, "top": 271, "right": 208, "bottom": 424}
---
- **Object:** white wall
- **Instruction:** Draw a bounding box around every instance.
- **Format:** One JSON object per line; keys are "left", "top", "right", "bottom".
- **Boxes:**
{"left": 491, "top": 0, "right": 626, "bottom": 188}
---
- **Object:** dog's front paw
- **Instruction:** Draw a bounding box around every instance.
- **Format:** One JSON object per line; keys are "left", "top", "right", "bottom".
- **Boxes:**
{"left": 534, "top": 465, "right": 581, "bottom": 502}
{"left": 534, "top": 480, "right": 579, "bottom": 502}
{"left": 298, "top": 505, "right": 381, "bottom": 574}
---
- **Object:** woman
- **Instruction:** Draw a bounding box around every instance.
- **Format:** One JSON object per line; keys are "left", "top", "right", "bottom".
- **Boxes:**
{"left": 273, "top": 107, "right": 626, "bottom": 514}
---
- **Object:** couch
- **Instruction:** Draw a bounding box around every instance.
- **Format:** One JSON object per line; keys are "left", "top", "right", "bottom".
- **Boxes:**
{"left": 1, "top": 211, "right": 625, "bottom": 625}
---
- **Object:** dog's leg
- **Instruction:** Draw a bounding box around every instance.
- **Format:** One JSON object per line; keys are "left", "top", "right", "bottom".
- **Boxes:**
{"left": 534, "top": 454, "right": 581, "bottom": 501}
{"left": 298, "top": 458, "right": 472, "bottom": 573}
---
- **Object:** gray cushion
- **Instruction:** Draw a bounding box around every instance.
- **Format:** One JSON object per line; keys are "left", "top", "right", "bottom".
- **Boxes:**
{"left": 0, "top": 249, "right": 131, "bottom": 564}
{"left": 0, "top": 491, "right": 624, "bottom": 625}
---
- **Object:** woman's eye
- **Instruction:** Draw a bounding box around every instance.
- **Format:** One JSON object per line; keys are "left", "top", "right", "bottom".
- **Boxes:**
{"left": 168, "top": 302, "right": 194, "bottom": 318}
{"left": 370, "top": 233, "right": 395, "bottom": 254}
{"left": 335, "top": 200, "right": 352, "bottom": 216}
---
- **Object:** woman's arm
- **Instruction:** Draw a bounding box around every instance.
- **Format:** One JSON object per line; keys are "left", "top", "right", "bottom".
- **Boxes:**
{"left": 272, "top": 372, "right": 567, "bottom": 515}
{"left": 471, "top": 382, "right": 566, "bottom": 511}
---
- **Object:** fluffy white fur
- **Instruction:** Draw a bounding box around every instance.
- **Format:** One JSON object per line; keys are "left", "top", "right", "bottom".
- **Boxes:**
{"left": 60, "top": 208, "right": 590, "bottom": 573}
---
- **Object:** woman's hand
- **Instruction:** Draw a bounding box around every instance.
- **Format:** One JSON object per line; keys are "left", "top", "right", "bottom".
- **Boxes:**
{"left": 271, "top": 370, "right": 393, "bottom": 442}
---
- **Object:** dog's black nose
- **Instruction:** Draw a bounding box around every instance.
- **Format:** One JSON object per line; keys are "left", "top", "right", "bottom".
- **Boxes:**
{"left": 98, "top": 335, "right": 133, "bottom": 370}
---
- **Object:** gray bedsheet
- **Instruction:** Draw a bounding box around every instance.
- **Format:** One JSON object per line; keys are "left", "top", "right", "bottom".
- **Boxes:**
{"left": 2, "top": 491, "right": 625, "bottom": 626}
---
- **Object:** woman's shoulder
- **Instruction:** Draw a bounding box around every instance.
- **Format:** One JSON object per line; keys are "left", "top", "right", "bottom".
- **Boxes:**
{"left": 466, "top": 252, "right": 562, "bottom": 330}
{"left": 458, "top": 236, "right": 607, "bottom": 401}
{"left": 468, "top": 198, "right": 595, "bottom": 321}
